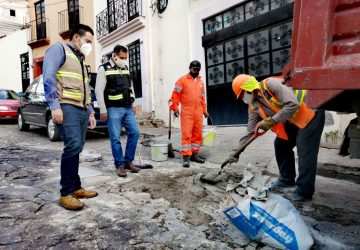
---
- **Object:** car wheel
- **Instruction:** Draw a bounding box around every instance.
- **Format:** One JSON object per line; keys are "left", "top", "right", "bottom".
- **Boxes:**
{"left": 47, "top": 117, "right": 60, "bottom": 142}
{"left": 18, "top": 112, "right": 30, "bottom": 131}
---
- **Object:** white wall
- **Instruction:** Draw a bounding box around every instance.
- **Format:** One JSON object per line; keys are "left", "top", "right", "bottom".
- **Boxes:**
{"left": 0, "top": 29, "right": 32, "bottom": 92}
{"left": 93, "top": 0, "right": 148, "bottom": 110}
{"left": 93, "top": 0, "right": 108, "bottom": 69}
{"left": 148, "top": 0, "right": 191, "bottom": 125}
{"left": 151, "top": 0, "right": 245, "bottom": 126}
{"left": 0, "top": 1, "right": 29, "bottom": 36}
{"left": 321, "top": 111, "right": 357, "bottom": 147}
{"left": 0, "top": 5, "right": 28, "bottom": 23}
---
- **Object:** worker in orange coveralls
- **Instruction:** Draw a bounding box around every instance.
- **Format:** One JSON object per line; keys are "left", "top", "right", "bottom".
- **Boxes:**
{"left": 170, "top": 60, "right": 209, "bottom": 168}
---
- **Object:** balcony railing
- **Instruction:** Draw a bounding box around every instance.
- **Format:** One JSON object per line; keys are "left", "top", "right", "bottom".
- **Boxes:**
{"left": 96, "top": 0, "right": 142, "bottom": 39}
{"left": 58, "top": 6, "right": 84, "bottom": 35}
{"left": 26, "top": 19, "right": 50, "bottom": 46}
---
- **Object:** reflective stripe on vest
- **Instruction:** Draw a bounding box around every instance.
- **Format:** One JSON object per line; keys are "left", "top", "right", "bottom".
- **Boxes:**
{"left": 63, "top": 90, "right": 82, "bottom": 100}
{"left": 108, "top": 94, "right": 123, "bottom": 100}
{"left": 105, "top": 70, "right": 130, "bottom": 76}
{"left": 57, "top": 70, "right": 83, "bottom": 81}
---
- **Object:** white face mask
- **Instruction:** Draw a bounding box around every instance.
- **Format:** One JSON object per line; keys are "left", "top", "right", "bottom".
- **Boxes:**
{"left": 242, "top": 92, "right": 254, "bottom": 104}
{"left": 80, "top": 43, "right": 92, "bottom": 56}
{"left": 77, "top": 38, "right": 92, "bottom": 56}
{"left": 113, "top": 56, "right": 127, "bottom": 68}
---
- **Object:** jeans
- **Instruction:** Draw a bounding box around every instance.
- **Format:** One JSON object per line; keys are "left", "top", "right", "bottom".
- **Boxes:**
{"left": 59, "top": 104, "right": 89, "bottom": 196}
{"left": 274, "top": 109, "right": 325, "bottom": 196}
{"left": 107, "top": 107, "right": 139, "bottom": 169}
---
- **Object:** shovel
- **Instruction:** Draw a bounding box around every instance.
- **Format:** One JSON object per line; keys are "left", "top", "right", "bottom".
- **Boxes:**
{"left": 200, "top": 122, "right": 266, "bottom": 184}
{"left": 168, "top": 108, "right": 175, "bottom": 158}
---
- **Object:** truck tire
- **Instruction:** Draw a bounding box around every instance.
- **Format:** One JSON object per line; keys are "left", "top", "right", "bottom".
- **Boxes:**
{"left": 17, "top": 111, "right": 30, "bottom": 131}
{"left": 47, "top": 117, "right": 60, "bottom": 142}
{"left": 349, "top": 138, "right": 360, "bottom": 159}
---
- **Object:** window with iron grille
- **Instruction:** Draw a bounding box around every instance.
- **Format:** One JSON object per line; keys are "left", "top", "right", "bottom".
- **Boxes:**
{"left": 68, "top": 0, "right": 79, "bottom": 30}
{"left": 35, "top": 1, "right": 46, "bottom": 40}
{"left": 20, "top": 53, "right": 30, "bottom": 92}
{"left": 128, "top": 40, "right": 142, "bottom": 98}
{"left": 204, "top": 0, "right": 294, "bottom": 35}
{"left": 206, "top": 20, "right": 292, "bottom": 86}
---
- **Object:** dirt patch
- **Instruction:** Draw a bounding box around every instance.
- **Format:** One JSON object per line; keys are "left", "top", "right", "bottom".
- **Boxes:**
{"left": 119, "top": 170, "right": 217, "bottom": 226}
{"left": 296, "top": 203, "right": 360, "bottom": 226}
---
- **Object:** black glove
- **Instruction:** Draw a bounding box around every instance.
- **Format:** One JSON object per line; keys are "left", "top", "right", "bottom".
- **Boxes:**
{"left": 203, "top": 111, "right": 209, "bottom": 118}
{"left": 174, "top": 110, "right": 179, "bottom": 117}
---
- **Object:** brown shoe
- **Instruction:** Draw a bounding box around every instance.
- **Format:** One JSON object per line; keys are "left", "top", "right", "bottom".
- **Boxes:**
{"left": 59, "top": 195, "right": 85, "bottom": 211}
{"left": 124, "top": 163, "right": 141, "bottom": 173}
{"left": 116, "top": 167, "right": 127, "bottom": 177}
{"left": 73, "top": 188, "right": 98, "bottom": 199}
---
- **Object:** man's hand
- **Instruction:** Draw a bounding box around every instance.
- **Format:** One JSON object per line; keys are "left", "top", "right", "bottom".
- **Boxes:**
{"left": 52, "top": 109, "right": 63, "bottom": 124}
{"left": 173, "top": 110, "right": 179, "bottom": 118}
{"left": 203, "top": 111, "right": 209, "bottom": 118}
{"left": 259, "top": 117, "right": 276, "bottom": 131}
{"left": 100, "top": 113, "right": 108, "bottom": 122}
{"left": 89, "top": 114, "right": 96, "bottom": 129}
{"left": 132, "top": 106, "right": 136, "bottom": 115}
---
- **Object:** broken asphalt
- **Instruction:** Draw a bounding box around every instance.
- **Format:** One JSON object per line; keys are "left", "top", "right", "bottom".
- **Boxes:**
{"left": 0, "top": 121, "right": 359, "bottom": 249}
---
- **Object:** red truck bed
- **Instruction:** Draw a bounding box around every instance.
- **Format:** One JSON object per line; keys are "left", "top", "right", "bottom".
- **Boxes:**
{"left": 283, "top": 0, "right": 360, "bottom": 113}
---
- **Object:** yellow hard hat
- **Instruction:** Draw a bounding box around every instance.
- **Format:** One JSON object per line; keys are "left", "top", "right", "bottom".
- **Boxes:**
{"left": 232, "top": 74, "right": 260, "bottom": 98}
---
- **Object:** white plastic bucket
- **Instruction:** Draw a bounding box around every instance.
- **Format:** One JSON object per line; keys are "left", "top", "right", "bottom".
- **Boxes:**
{"left": 151, "top": 140, "right": 168, "bottom": 162}
{"left": 202, "top": 126, "right": 216, "bottom": 147}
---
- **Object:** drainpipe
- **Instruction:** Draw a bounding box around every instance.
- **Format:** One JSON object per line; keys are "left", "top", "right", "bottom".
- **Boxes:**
{"left": 147, "top": 12, "right": 155, "bottom": 119}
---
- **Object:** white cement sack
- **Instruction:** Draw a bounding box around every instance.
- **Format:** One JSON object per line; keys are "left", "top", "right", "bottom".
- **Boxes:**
{"left": 223, "top": 192, "right": 314, "bottom": 250}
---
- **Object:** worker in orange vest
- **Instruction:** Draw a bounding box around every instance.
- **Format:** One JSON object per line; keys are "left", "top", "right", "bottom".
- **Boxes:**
{"left": 170, "top": 60, "right": 209, "bottom": 168}
{"left": 232, "top": 74, "right": 325, "bottom": 202}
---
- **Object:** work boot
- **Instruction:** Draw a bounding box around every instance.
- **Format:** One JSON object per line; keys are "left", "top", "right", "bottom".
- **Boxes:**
{"left": 73, "top": 188, "right": 98, "bottom": 199}
{"left": 183, "top": 156, "right": 190, "bottom": 168}
{"left": 59, "top": 195, "right": 85, "bottom": 211}
{"left": 270, "top": 178, "right": 295, "bottom": 192}
{"left": 288, "top": 192, "right": 312, "bottom": 202}
{"left": 125, "top": 163, "right": 141, "bottom": 173}
{"left": 190, "top": 153, "right": 205, "bottom": 164}
{"left": 116, "top": 168, "right": 127, "bottom": 177}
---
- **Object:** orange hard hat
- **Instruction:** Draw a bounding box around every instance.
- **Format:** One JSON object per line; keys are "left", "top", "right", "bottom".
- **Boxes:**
{"left": 232, "top": 74, "right": 259, "bottom": 98}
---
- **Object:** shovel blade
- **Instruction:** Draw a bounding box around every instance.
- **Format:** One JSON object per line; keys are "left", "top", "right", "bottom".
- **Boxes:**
{"left": 200, "top": 171, "right": 223, "bottom": 184}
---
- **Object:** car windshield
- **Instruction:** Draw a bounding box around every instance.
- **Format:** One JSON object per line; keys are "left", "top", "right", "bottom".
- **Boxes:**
{"left": 0, "top": 90, "right": 20, "bottom": 100}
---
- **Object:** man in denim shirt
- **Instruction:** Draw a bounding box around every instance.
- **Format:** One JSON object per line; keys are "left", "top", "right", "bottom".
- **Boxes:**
{"left": 43, "top": 24, "right": 98, "bottom": 210}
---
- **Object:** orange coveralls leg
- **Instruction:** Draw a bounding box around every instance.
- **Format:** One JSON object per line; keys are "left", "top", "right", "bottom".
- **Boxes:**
{"left": 181, "top": 107, "right": 203, "bottom": 156}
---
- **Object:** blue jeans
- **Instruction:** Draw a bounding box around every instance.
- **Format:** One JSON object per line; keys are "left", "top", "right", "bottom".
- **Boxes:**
{"left": 107, "top": 107, "right": 139, "bottom": 169}
{"left": 59, "top": 104, "right": 89, "bottom": 196}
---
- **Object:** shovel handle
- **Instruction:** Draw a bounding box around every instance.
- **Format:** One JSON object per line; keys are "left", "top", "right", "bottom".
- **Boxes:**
{"left": 221, "top": 122, "right": 266, "bottom": 169}
{"left": 168, "top": 107, "right": 172, "bottom": 140}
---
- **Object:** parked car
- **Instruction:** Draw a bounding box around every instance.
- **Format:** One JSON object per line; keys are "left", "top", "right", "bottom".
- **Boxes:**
{"left": 0, "top": 89, "right": 20, "bottom": 118}
{"left": 17, "top": 75, "right": 107, "bottom": 141}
